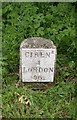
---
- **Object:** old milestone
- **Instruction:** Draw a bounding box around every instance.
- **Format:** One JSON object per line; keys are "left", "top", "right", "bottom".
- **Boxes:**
{"left": 20, "top": 37, "right": 57, "bottom": 82}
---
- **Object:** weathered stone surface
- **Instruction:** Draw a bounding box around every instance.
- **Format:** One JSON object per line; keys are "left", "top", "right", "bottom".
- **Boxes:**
{"left": 20, "top": 37, "right": 56, "bottom": 49}
{"left": 20, "top": 37, "right": 56, "bottom": 83}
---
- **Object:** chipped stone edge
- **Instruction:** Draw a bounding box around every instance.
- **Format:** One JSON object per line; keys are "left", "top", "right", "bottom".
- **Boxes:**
{"left": 20, "top": 37, "right": 56, "bottom": 49}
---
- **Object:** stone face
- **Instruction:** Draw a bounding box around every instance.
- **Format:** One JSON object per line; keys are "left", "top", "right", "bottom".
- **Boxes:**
{"left": 20, "top": 37, "right": 57, "bottom": 82}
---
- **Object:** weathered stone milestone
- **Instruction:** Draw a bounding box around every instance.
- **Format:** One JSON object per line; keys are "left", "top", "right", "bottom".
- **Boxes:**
{"left": 20, "top": 37, "right": 57, "bottom": 82}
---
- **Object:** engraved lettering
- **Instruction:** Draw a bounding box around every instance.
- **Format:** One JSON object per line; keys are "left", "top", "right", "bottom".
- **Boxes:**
{"left": 28, "top": 68, "right": 32, "bottom": 72}
{"left": 44, "top": 68, "right": 48, "bottom": 72}
{"left": 25, "top": 52, "right": 29, "bottom": 57}
{"left": 35, "top": 52, "right": 39, "bottom": 57}
{"left": 37, "top": 60, "right": 40, "bottom": 65}
{"left": 24, "top": 51, "right": 54, "bottom": 58}
{"left": 33, "top": 75, "right": 37, "bottom": 80}
{"left": 38, "top": 76, "right": 42, "bottom": 80}
{"left": 23, "top": 67, "right": 53, "bottom": 73}
{"left": 40, "top": 52, "right": 45, "bottom": 57}
{"left": 32, "top": 75, "right": 45, "bottom": 80}
{"left": 39, "top": 67, "right": 43, "bottom": 72}
{"left": 46, "top": 52, "right": 50, "bottom": 57}
{"left": 30, "top": 52, "right": 33, "bottom": 57}
{"left": 49, "top": 67, "right": 53, "bottom": 72}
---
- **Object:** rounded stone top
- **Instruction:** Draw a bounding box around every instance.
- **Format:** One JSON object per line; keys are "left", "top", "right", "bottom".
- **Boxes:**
{"left": 20, "top": 37, "right": 56, "bottom": 49}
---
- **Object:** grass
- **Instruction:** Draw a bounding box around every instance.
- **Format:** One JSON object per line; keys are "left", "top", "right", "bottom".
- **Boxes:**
{"left": 2, "top": 54, "right": 76, "bottom": 119}
{"left": 2, "top": 80, "right": 75, "bottom": 119}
